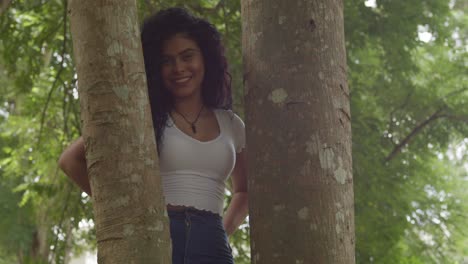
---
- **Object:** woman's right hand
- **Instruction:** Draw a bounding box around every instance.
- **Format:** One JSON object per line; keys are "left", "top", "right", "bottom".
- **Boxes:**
{"left": 58, "top": 137, "right": 92, "bottom": 196}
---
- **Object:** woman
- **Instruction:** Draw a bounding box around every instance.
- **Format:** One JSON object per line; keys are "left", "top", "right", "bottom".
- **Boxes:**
{"left": 59, "top": 7, "right": 248, "bottom": 264}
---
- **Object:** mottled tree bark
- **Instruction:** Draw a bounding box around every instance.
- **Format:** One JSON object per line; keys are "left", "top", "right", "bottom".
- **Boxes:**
{"left": 68, "top": 1, "right": 171, "bottom": 263}
{"left": 30, "top": 211, "right": 49, "bottom": 263}
{"left": 241, "top": 0, "right": 355, "bottom": 263}
{"left": 0, "top": 0, "right": 12, "bottom": 16}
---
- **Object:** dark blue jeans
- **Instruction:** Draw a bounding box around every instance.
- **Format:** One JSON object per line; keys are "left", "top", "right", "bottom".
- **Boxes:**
{"left": 168, "top": 208, "right": 234, "bottom": 264}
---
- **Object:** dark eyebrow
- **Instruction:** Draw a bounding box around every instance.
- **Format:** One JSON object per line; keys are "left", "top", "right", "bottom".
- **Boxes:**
{"left": 162, "top": 48, "right": 198, "bottom": 58}
{"left": 178, "top": 48, "right": 198, "bottom": 55}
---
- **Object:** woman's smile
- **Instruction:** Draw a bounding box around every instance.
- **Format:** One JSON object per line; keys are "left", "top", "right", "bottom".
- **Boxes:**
{"left": 172, "top": 76, "right": 192, "bottom": 84}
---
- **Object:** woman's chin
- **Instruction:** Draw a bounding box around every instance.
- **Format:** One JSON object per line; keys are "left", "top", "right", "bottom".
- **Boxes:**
{"left": 171, "top": 88, "right": 200, "bottom": 100}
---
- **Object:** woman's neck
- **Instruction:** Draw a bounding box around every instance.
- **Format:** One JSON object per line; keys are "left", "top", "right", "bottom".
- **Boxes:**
{"left": 172, "top": 96, "right": 206, "bottom": 119}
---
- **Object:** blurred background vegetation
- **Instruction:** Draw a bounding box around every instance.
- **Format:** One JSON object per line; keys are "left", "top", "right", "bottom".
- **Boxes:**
{"left": 0, "top": 0, "right": 466, "bottom": 263}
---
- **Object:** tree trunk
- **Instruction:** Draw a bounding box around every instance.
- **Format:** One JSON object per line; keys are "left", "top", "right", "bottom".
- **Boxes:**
{"left": 68, "top": 1, "right": 171, "bottom": 263}
{"left": 0, "top": 0, "right": 12, "bottom": 16}
{"left": 64, "top": 218, "right": 73, "bottom": 264}
{"left": 30, "top": 222, "right": 49, "bottom": 263}
{"left": 241, "top": 0, "right": 355, "bottom": 263}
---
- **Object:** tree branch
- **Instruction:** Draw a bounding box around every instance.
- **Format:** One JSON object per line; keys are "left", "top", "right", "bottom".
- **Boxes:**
{"left": 440, "top": 87, "right": 468, "bottom": 102}
{"left": 37, "top": 0, "right": 68, "bottom": 147}
{"left": 387, "top": 90, "right": 414, "bottom": 145}
{"left": 222, "top": 0, "right": 229, "bottom": 40}
{"left": 61, "top": 78, "right": 70, "bottom": 138}
{"left": 51, "top": 182, "right": 73, "bottom": 262}
{"left": 437, "top": 114, "right": 468, "bottom": 123}
{"left": 384, "top": 107, "right": 446, "bottom": 162}
{"left": 384, "top": 87, "right": 467, "bottom": 162}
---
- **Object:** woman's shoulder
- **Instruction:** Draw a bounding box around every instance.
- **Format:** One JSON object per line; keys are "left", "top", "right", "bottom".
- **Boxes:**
{"left": 214, "top": 108, "right": 244, "bottom": 125}
{"left": 214, "top": 108, "right": 245, "bottom": 152}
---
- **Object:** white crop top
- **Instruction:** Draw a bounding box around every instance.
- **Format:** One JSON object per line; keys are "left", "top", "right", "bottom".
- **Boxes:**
{"left": 159, "top": 109, "right": 245, "bottom": 215}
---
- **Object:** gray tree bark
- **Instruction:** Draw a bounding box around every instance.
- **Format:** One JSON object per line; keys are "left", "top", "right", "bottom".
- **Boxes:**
{"left": 0, "top": 0, "right": 12, "bottom": 16}
{"left": 68, "top": 1, "right": 171, "bottom": 263}
{"left": 241, "top": 0, "right": 355, "bottom": 263}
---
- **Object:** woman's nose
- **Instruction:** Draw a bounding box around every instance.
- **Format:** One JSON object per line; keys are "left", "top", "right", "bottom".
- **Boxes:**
{"left": 173, "top": 58, "right": 185, "bottom": 73}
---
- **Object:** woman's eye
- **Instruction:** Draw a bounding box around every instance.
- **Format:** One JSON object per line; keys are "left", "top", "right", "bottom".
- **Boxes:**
{"left": 182, "top": 54, "right": 193, "bottom": 61}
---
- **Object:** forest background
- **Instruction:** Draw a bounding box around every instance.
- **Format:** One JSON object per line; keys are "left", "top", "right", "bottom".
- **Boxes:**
{"left": 0, "top": 0, "right": 466, "bottom": 263}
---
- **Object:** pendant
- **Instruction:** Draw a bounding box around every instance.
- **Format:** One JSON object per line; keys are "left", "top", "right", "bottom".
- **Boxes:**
{"left": 191, "top": 124, "right": 197, "bottom": 134}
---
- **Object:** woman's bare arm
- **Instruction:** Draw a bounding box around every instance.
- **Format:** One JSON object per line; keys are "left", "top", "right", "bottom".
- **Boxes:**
{"left": 58, "top": 137, "right": 92, "bottom": 196}
{"left": 223, "top": 149, "right": 248, "bottom": 236}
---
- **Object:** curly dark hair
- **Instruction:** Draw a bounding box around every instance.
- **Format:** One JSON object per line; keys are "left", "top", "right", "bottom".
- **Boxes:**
{"left": 141, "top": 7, "right": 232, "bottom": 153}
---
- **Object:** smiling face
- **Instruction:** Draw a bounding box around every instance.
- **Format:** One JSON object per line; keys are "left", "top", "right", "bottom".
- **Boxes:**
{"left": 160, "top": 33, "right": 205, "bottom": 102}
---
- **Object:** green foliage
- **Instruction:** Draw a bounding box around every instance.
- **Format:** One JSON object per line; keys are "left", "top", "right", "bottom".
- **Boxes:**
{"left": 0, "top": 175, "right": 36, "bottom": 261}
{"left": 346, "top": 1, "right": 467, "bottom": 263}
{"left": 0, "top": 0, "right": 466, "bottom": 263}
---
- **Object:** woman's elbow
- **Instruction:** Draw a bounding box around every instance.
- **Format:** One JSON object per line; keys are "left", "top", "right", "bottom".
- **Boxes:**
{"left": 58, "top": 153, "right": 68, "bottom": 172}
{"left": 58, "top": 137, "right": 85, "bottom": 172}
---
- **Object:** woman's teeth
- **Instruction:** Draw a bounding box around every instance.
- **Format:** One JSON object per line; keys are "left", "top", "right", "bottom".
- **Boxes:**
{"left": 174, "top": 77, "right": 191, "bottom": 83}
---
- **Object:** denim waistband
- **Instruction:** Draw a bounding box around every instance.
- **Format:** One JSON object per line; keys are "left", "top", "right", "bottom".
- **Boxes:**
{"left": 167, "top": 206, "right": 221, "bottom": 219}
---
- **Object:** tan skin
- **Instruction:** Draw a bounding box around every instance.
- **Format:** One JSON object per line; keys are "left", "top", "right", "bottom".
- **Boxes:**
{"left": 58, "top": 33, "right": 248, "bottom": 236}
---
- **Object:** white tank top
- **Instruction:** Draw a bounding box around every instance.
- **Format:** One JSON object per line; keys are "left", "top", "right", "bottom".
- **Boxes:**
{"left": 159, "top": 109, "right": 245, "bottom": 215}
